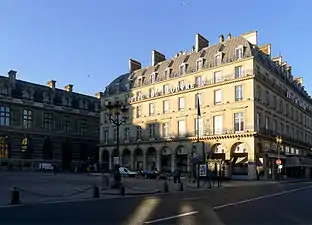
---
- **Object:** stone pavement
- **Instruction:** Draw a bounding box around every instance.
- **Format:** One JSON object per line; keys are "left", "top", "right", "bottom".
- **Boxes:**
{"left": 0, "top": 171, "right": 299, "bottom": 206}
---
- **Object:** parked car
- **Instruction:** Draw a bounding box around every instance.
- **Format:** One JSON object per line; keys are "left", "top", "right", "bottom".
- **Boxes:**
{"left": 119, "top": 167, "right": 138, "bottom": 177}
{"left": 140, "top": 169, "right": 168, "bottom": 179}
{"left": 38, "top": 163, "right": 54, "bottom": 172}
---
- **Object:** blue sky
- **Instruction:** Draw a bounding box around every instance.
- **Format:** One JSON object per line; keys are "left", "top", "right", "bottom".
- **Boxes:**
{"left": 0, "top": 0, "right": 311, "bottom": 96}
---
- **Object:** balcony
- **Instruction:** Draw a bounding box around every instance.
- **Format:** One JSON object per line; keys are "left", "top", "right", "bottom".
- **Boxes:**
{"left": 99, "top": 125, "right": 256, "bottom": 146}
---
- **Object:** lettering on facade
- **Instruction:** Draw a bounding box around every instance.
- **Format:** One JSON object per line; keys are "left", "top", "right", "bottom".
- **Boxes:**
{"left": 128, "top": 82, "right": 202, "bottom": 103}
{"left": 286, "top": 91, "right": 306, "bottom": 109}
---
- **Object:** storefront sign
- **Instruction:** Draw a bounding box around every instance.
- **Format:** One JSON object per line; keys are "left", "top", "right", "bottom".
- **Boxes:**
{"left": 199, "top": 164, "right": 207, "bottom": 177}
{"left": 128, "top": 83, "right": 197, "bottom": 103}
{"left": 286, "top": 91, "right": 306, "bottom": 109}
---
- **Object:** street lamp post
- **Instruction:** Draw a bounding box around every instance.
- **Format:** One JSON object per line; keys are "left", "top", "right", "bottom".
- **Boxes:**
{"left": 105, "top": 100, "right": 128, "bottom": 188}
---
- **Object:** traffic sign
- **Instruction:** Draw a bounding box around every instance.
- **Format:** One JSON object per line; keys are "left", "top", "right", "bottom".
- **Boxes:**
{"left": 276, "top": 159, "right": 281, "bottom": 165}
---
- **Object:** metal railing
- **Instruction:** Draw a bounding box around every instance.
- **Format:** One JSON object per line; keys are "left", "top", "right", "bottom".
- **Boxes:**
{"left": 100, "top": 125, "right": 256, "bottom": 145}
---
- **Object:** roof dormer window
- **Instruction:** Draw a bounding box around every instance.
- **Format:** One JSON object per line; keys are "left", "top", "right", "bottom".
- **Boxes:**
{"left": 215, "top": 52, "right": 223, "bottom": 66}
{"left": 23, "top": 90, "right": 31, "bottom": 100}
{"left": 179, "top": 63, "right": 188, "bottom": 75}
{"left": 164, "top": 68, "right": 172, "bottom": 79}
{"left": 43, "top": 92, "right": 51, "bottom": 103}
{"left": 125, "top": 82, "right": 130, "bottom": 91}
{"left": 150, "top": 72, "right": 158, "bottom": 84}
{"left": 196, "top": 58, "right": 204, "bottom": 71}
{"left": 0, "top": 86, "right": 8, "bottom": 95}
{"left": 235, "top": 46, "right": 244, "bottom": 59}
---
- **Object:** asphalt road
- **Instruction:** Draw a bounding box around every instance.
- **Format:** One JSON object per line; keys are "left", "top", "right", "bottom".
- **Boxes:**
{"left": 0, "top": 182, "right": 311, "bottom": 225}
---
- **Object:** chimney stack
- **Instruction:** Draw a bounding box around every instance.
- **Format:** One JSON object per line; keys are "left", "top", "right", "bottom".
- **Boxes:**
{"left": 287, "top": 66, "right": 292, "bottom": 76}
{"left": 227, "top": 33, "right": 232, "bottom": 40}
{"left": 47, "top": 80, "right": 56, "bottom": 89}
{"left": 219, "top": 34, "right": 224, "bottom": 43}
{"left": 296, "top": 77, "right": 303, "bottom": 86}
{"left": 95, "top": 92, "right": 103, "bottom": 99}
{"left": 195, "top": 33, "right": 209, "bottom": 52}
{"left": 129, "top": 59, "right": 141, "bottom": 73}
{"left": 65, "top": 84, "right": 73, "bottom": 92}
{"left": 8, "top": 70, "right": 17, "bottom": 86}
{"left": 152, "top": 50, "right": 166, "bottom": 66}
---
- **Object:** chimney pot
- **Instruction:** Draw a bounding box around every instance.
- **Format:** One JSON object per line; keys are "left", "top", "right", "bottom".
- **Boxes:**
{"left": 95, "top": 92, "right": 103, "bottom": 99}
{"left": 227, "top": 33, "right": 232, "bottom": 40}
{"left": 47, "top": 80, "right": 56, "bottom": 89}
{"left": 195, "top": 33, "right": 209, "bottom": 52}
{"left": 129, "top": 59, "right": 141, "bottom": 73}
{"left": 152, "top": 50, "right": 166, "bottom": 66}
{"left": 219, "top": 35, "right": 224, "bottom": 43}
{"left": 65, "top": 84, "right": 73, "bottom": 92}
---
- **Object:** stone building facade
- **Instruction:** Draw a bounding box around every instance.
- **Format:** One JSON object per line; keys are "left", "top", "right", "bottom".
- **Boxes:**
{"left": 99, "top": 31, "right": 312, "bottom": 180}
{"left": 0, "top": 70, "right": 100, "bottom": 170}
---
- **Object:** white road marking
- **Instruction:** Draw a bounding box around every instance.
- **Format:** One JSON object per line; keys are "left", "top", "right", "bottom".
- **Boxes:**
{"left": 213, "top": 185, "right": 312, "bottom": 210}
{"left": 143, "top": 211, "right": 199, "bottom": 224}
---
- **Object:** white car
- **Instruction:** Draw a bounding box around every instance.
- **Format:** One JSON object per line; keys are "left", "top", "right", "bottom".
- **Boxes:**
{"left": 119, "top": 167, "right": 138, "bottom": 177}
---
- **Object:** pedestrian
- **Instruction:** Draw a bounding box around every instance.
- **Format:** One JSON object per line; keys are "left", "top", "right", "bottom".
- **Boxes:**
{"left": 53, "top": 164, "right": 56, "bottom": 176}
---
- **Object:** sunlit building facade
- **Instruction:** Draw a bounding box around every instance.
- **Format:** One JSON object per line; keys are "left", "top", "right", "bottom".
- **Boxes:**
{"left": 99, "top": 31, "right": 312, "bottom": 180}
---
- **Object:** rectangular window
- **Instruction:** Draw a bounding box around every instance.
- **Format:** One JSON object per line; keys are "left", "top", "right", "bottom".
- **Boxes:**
{"left": 178, "top": 97, "right": 185, "bottom": 110}
{"left": 149, "top": 88, "right": 155, "bottom": 98}
{"left": 234, "top": 112, "right": 244, "bottom": 132}
{"left": 163, "top": 85, "right": 169, "bottom": 94}
{"left": 235, "top": 66, "right": 243, "bottom": 78}
{"left": 163, "top": 100, "right": 169, "bottom": 114}
{"left": 195, "top": 76, "right": 202, "bottom": 87}
{"left": 214, "top": 71, "right": 222, "bottom": 83}
{"left": 103, "top": 129, "right": 109, "bottom": 143}
{"left": 23, "top": 109, "right": 32, "bottom": 129}
{"left": 124, "top": 127, "right": 130, "bottom": 141}
{"left": 214, "top": 89, "right": 222, "bottom": 105}
{"left": 266, "top": 91, "right": 270, "bottom": 106}
{"left": 195, "top": 93, "right": 202, "bottom": 107}
{"left": 280, "top": 122, "right": 284, "bottom": 134}
{"left": 273, "top": 119, "right": 277, "bottom": 132}
{"left": 265, "top": 116, "right": 269, "bottom": 130}
{"left": 178, "top": 120, "right": 186, "bottom": 137}
{"left": 235, "top": 85, "right": 243, "bottom": 101}
{"left": 79, "top": 119, "right": 87, "bottom": 134}
{"left": 148, "top": 124, "right": 156, "bottom": 139}
{"left": 213, "top": 115, "right": 223, "bottom": 135}
{"left": 162, "top": 122, "right": 169, "bottom": 138}
{"left": 136, "top": 126, "right": 142, "bottom": 140}
{"left": 195, "top": 118, "right": 203, "bottom": 136}
{"left": 235, "top": 47, "right": 243, "bottom": 59}
{"left": 62, "top": 115, "right": 70, "bottom": 132}
{"left": 150, "top": 73, "right": 156, "bottom": 84}
{"left": 164, "top": 69, "right": 171, "bottom": 79}
{"left": 256, "top": 113, "right": 260, "bottom": 131}
{"left": 149, "top": 103, "right": 155, "bottom": 116}
{"left": 0, "top": 106, "right": 10, "bottom": 126}
{"left": 179, "top": 64, "right": 187, "bottom": 75}
{"left": 43, "top": 112, "right": 53, "bottom": 130}
{"left": 136, "top": 106, "right": 141, "bottom": 118}
{"left": 196, "top": 59, "right": 203, "bottom": 71}
{"left": 215, "top": 53, "right": 222, "bottom": 65}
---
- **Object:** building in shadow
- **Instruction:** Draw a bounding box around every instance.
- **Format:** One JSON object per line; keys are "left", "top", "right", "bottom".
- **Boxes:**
{"left": 0, "top": 70, "right": 100, "bottom": 170}
{"left": 99, "top": 31, "right": 312, "bottom": 180}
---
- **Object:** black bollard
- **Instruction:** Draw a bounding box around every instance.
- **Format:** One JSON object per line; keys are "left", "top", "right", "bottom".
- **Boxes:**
{"left": 163, "top": 181, "right": 169, "bottom": 193}
{"left": 179, "top": 182, "right": 184, "bottom": 191}
{"left": 93, "top": 185, "right": 100, "bottom": 198}
{"left": 120, "top": 185, "right": 126, "bottom": 196}
{"left": 11, "top": 187, "right": 20, "bottom": 205}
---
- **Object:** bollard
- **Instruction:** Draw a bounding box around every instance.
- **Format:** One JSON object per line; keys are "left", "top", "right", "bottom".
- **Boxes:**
{"left": 163, "top": 181, "right": 169, "bottom": 193}
{"left": 11, "top": 187, "right": 20, "bottom": 205}
{"left": 93, "top": 185, "right": 100, "bottom": 198}
{"left": 120, "top": 185, "right": 126, "bottom": 196}
{"left": 179, "top": 182, "right": 184, "bottom": 191}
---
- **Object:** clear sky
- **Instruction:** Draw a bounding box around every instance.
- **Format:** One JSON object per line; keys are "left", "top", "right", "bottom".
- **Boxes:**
{"left": 0, "top": 0, "right": 311, "bottom": 96}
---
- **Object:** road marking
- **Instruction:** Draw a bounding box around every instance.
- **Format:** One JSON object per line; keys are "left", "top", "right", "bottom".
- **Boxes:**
{"left": 213, "top": 185, "right": 312, "bottom": 210}
{"left": 143, "top": 211, "right": 199, "bottom": 224}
